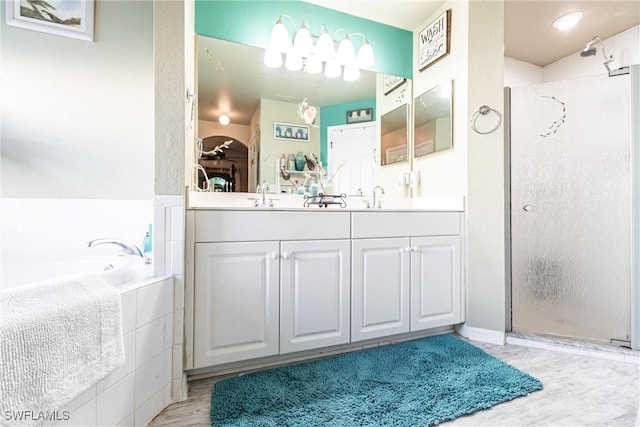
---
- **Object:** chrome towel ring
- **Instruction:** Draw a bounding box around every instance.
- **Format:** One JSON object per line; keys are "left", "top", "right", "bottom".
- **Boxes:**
{"left": 471, "top": 105, "right": 502, "bottom": 135}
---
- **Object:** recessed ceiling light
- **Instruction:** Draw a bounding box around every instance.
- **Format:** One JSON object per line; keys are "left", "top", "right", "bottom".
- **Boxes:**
{"left": 552, "top": 11, "right": 583, "bottom": 31}
{"left": 219, "top": 114, "right": 230, "bottom": 125}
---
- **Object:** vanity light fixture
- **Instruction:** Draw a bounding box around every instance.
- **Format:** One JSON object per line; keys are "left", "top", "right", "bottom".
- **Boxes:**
{"left": 552, "top": 11, "right": 583, "bottom": 31}
{"left": 264, "top": 15, "right": 375, "bottom": 81}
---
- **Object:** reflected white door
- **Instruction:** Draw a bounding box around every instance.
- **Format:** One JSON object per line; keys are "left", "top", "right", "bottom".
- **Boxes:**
{"left": 328, "top": 122, "right": 376, "bottom": 196}
{"left": 510, "top": 73, "right": 631, "bottom": 345}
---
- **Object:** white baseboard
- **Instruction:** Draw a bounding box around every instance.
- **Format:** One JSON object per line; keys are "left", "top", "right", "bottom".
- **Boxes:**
{"left": 456, "top": 324, "right": 505, "bottom": 345}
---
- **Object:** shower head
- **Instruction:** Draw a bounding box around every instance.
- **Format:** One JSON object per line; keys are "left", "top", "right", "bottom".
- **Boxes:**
{"left": 580, "top": 36, "right": 613, "bottom": 75}
{"left": 580, "top": 47, "right": 597, "bottom": 57}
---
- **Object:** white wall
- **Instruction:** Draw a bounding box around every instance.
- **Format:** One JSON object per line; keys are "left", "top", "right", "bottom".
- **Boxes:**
{"left": 504, "top": 57, "right": 543, "bottom": 87}
{"left": 0, "top": 1, "right": 154, "bottom": 199}
{"left": 411, "top": 0, "right": 469, "bottom": 198}
{"left": 258, "top": 99, "right": 321, "bottom": 188}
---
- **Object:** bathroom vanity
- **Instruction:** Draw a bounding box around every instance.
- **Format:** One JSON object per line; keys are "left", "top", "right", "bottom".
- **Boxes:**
{"left": 184, "top": 194, "right": 465, "bottom": 373}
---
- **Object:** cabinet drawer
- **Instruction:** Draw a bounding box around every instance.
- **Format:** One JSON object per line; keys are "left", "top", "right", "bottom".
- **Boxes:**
{"left": 351, "top": 212, "right": 461, "bottom": 238}
{"left": 195, "top": 210, "right": 351, "bottom": 242}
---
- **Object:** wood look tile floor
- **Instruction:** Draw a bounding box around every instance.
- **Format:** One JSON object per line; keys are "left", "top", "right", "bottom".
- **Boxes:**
{"left": 149, "top": 340, "right": 640, "bottom": 427}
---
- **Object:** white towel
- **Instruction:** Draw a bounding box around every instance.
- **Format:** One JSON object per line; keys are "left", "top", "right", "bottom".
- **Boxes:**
{"left": 0, "top": 274, "right": 125, "bottom": 425}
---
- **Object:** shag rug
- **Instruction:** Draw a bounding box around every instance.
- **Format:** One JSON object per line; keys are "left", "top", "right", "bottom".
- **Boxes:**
{"left": 210, "top": 334, "right": 542, "bottom": 426}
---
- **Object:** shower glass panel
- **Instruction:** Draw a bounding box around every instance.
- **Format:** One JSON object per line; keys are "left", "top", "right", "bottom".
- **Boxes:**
{"left": 510, "top": 73, "right": 631, "bottom": 344}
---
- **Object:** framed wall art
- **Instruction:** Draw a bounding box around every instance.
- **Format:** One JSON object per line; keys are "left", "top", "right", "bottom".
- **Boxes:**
{"left": 346, "top": 108, "right": 373, "bottom": 124}
{"left": 418, "top": 9, "right": 451, "bottom": 72}
{"left": 383, "top": 75, "right": 406, "bottom": 95}
{"left": 274, "top": 122, "right": 310, "bottom": 142}
{"left": 5, "top": 0, "right": 95, "bottom": 41}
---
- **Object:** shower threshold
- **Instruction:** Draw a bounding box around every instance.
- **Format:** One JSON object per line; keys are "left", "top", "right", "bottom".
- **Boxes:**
{"left": 506, "top": 331, "right": 638, "bottom": 364}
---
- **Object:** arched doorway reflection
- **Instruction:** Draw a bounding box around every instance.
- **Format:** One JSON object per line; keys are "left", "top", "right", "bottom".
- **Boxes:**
{"left": 198, "top": 135, "right": 249, "bottom": 192}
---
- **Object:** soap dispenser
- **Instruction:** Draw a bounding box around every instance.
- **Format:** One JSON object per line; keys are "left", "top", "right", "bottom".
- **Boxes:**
{"left": 142, "top": 224, "right": 152, "bottom": 264}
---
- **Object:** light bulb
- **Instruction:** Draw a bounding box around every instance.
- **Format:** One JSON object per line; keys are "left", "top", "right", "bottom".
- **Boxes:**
{"left": 324, "top": 57, "right": 341, "bottom": 78}
{"left": 293, "top": 22, "right": 313, "bottom": 57}
{"left": 264, "top": 47, "right": 282, "bottom": 68}
{"left": 356, "top": 40, "right": 375, "bottom": 68}
{"left": 343, "top": 62, "right": 360, "bottom": 81}
{"left": 285, "top": 51, "right": 303, "bottom": 71}
{"left": 270, "top": 17, "right": 291, "bottom": 52}
{"left": 336, "top": 36, "right": 355, "bottom": 65}
{"left": 219, "top": 114, "right": 230, "bottom": 126}
{"left": 304, "top": 53, "right": 322, "bottom": 74}
{"left": 315, "top": 25, "right": 335, "bottom": 62}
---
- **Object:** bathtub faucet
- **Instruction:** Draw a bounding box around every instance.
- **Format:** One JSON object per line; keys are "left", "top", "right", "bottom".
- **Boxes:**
{"left": 88, "top": 239, "right": 143, "bottom": 257}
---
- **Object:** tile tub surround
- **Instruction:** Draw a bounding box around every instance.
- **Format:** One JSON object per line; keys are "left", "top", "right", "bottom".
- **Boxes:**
{"left": 42, "top": 277, "right": 177, "bottom": 427}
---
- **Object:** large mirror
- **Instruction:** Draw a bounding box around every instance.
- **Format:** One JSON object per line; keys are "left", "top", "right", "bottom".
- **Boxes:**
{"left": 413, "top": 81, "right": 453, "bottom": 158}
{"left": 380, "top": 104, "right": 408, "bottom": 166}
{"left": 196, "top": 35, "right": 411, "bottom": 194}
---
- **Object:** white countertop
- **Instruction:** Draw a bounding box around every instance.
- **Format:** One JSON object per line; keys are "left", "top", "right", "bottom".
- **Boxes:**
{"left": 187, "top": 191, "right": 465, "bottom": 212}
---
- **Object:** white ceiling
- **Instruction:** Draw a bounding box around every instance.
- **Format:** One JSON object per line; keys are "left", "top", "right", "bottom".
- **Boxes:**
{"left": 198, "top": 1, "right": 639, "bottom": 124}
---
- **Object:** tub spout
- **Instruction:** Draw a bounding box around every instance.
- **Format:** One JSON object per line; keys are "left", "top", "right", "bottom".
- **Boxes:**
{"left": 88, "top": 239, "right": 143, "bottom": 257}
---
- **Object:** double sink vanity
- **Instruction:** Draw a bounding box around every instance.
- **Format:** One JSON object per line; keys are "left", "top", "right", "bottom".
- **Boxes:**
{"left": 184, "top": 192, "right": 465, "bottom": 374}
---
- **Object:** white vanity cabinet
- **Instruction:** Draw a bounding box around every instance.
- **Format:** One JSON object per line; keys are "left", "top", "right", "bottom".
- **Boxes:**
{"left": 410, "top": 235, "right": 462, "bottom": 331}
{"left": 191, "top": 210, "right": 351, "bottom": 368}
{"left": 280, "top": 239, "right": 351, "bottom": 353}
{"left": 187, "top": 208, "right": 464, "bottom": 371}
{"left": 194, "top": 241, "right": 279, "bottom": 368}
{"left": 351, "top": 212, "right": 463, "bottom": 342}
{"left": 351, "top": 238, "right": 411, "bottom": 341}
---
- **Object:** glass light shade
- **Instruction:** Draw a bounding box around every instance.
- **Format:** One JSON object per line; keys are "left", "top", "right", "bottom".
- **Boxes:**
{"left": 304, "top": 53, "right": 322, "bottom": 74}
{"left": 315, "top": 26, "right": 335, "bottom": 62}
{"left": 219, "top": 114, "right": 230, "bottom": 125}
{"left": 293, "top": 24, "right": 313, "bottom": 57}
{"left": 264, "top": 48, "right": 283, "bottom": 68}
{"left": 285, "top": 51, "right": 303, "bottom": 71}
{"left": 336, "top": 36, "right": 355, "bottom": 65}
{"left": 270, "top": 18, "right": 291, "bottom": 52}
{"left": 343, "top": 62, "right": 360, "bottom": 81}
{"left": 356, "top": 41, "right": 375, "bottom": 68}
{"left": 324, "top": 57, "right": 341, "bottom": 78}
{"left": 552, "top": 11, "right": 583, "bottom": 30}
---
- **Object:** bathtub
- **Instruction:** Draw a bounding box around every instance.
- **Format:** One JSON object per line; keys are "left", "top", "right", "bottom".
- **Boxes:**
{"left": 0, "top": 255, "right": 178, "bottom": 425}
{"left": 0, "top": 255, "right": 147, "bottom": 290}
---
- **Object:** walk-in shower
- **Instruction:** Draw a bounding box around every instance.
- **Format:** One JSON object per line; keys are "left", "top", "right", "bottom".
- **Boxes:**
{"left": 507, "top": 66, "right": 639, "bottom": 350}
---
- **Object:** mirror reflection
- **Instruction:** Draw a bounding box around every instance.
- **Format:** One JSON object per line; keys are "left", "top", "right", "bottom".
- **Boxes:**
{"left": 413, "top": 81, "right": 453, "bottom": 158}
{"left": 196, "top": 35, "right": 411, "bottom": 194}
{"left": 380, "top": 104, "right": 408, "bottom": 166}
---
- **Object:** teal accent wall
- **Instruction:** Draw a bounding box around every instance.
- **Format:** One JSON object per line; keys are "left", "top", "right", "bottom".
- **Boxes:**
{"left": 195, "top": 0, "right": 412, "bottom": 79}
{"left": 319, "top": 99, "right": 375, "bottom": 167}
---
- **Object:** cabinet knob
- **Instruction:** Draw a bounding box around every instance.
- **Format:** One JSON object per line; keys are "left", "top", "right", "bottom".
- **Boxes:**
{"left": 282, "top": 252, "right": 290, "bottom": 259}
{"left": 411, "top": 247, "right": 419, "bottom": 252}
{"left": 271, "top": 252, "right": 278, "bottom": 260}
{"left": 404, "top": 247, "right": 411, "bottom": 253}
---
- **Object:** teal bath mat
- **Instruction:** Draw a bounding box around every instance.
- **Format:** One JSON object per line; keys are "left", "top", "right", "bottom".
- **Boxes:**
{"left": 210, "top": 334, "right": 542, "bottom": 426}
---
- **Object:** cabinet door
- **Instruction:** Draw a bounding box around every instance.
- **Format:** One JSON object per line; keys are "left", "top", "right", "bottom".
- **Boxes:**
{"left": 410, "top": 236, "right": 462, "bottom": 331}
{"left": 352, "top": 238, "right": 410, "bottom": 342}
{"left": 194, "top": 241, "right": 279, "bottom": 368}
{"left": 280, "top": 240, "right": 351, "bottom": 353}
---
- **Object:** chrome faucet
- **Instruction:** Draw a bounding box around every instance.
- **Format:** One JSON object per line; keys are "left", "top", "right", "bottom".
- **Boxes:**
{"left": 88, "top": 239, "right": 143, "bottom": 257}
{"left": 373, "top": 185, "right": 385, "bottom": 208}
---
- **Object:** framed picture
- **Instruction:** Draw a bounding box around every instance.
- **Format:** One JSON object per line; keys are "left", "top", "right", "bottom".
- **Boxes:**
{"left": 5, "top": 0, "right": 94, "bottom": 41}
{"left": 274, "top": 122, "right": 310, "bottom": 142}
{"left": 418, "top": 9, "right": 451, "bottom": 72}
{"left": 383, "top": 75, "right": 406, "bottom": 95}
{"left": 346, "top": 108, "right": 373, "bottom": 124}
